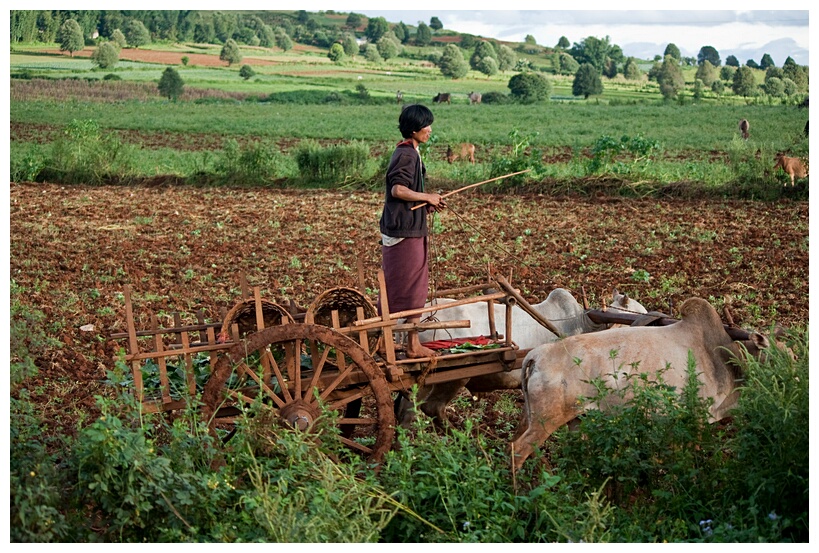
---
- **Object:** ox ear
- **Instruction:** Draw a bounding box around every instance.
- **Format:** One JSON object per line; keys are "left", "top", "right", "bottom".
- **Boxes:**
{"left": 749, "top": 332, "right": 770, "bottom": 350}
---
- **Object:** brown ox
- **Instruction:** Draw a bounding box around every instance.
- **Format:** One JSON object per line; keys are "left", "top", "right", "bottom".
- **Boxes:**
{"left": 774, "top": 152, "right": 808, "bottom": 187}
{"left": 739, "top": 119, "right": 750, "bottom": 139}
{"left": 446, "top": 143, "right": 475, "bottom": 164}
{"left": 433, "top": 92, "right": 451, "bottom": 104}
{"left": 511, "top": 297, "right": 770, "bottom": 469}
{"left": 468, "top": 91, "right": 482, "bottom": 104}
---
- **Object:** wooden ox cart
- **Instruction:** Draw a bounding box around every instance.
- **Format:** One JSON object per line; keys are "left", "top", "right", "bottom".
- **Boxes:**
{"left": 111, "top": 269, "right": 656, "bottom": 462}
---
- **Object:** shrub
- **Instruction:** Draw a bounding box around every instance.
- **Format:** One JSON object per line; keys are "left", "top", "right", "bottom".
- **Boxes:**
{"left": 487, "top": 128, "right": 543, "bottom": 188}
{"left": 10, "top": 281, "right": 73, "bottom": 542}
{"left": 239, "top": 64, "right": 256, "bottom": 80}
{"left": 480, "top": 91, "right": 510, "bottom": 104}
{"left": 294, "top": 140, "right": 373, "bottom": 185}
{"left": 508, "top": 71, "right": 552, "bottom": 103}
{"left": 44, "top": 119, "right": 137, "bottom": 184}
{"left": 214, "top": 138, "right": 286, "bottom": 184}
{"left": 586, "top": 134, "right": 661, "bottom": 175}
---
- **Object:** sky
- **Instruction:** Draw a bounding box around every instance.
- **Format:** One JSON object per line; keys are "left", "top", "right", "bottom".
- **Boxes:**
{"left": 334, "top": 2, "right": 811, "bottom": 66}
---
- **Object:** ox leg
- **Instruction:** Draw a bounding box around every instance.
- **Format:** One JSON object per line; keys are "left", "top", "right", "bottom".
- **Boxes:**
{"left": 419, "top": 379, "right": 469, "bottom": 427}
{"left": 511, "top": 389, "right": 574, "bottom": 470}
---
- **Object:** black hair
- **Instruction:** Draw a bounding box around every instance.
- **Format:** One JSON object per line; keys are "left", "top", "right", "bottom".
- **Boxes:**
{"left": 398, "top": 104, "right": 434, "bottom": 138}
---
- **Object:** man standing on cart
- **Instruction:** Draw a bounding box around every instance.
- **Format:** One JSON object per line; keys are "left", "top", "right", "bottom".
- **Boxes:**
{"left": 379, "top": 104, "right": 447, "bottom": 359}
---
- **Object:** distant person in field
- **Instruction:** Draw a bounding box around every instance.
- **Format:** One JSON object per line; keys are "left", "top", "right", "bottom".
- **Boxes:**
{"left": 379, "top": 104, "right": 446, "bottom": 359}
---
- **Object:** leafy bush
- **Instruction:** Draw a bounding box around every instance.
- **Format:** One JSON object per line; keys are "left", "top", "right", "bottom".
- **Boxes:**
{"left": 43, "top": 119, "right": 137, "bottom": 184}
{"left": 10, "top": 281, "right": 73, "bottom": 542}
{"left": 214, "top": 138, "right": 286, "bottom": 185}
{"left": 294, "top": 140, "right": 373, "bottom": 185}
{"left": 487, "top": 128, "right": 544, "bottom": 188}
{"left": 586, "top": 134, "right": 661, "bottom": 174}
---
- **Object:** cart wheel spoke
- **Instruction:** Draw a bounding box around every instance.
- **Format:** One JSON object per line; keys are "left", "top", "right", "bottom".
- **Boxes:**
{"left": 202, "top": 323, "right": 395, "bottom": 462}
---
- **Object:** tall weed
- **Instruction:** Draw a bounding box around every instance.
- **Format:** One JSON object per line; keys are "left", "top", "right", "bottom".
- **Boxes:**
{"left": 294, "top": 139, "right": 374, "bottom": 186}
{"left": 213, "top": 138, "right": 287, "bottom": 185}
{"left": 42, "top": 119, "right": 138, "bottom": 184}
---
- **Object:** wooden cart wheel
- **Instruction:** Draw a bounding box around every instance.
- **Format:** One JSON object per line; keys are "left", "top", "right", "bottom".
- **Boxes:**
{"left": 201, "top": 323, "right": 395, "bottom": 462}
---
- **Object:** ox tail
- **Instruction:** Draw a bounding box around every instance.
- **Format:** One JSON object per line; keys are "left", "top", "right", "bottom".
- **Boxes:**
{"left": 521, "top": 357, "right": 537, "bottom": 396}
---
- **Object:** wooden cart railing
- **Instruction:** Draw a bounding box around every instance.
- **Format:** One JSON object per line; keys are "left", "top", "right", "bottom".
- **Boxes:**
{"left": 110, "top": 271, "right": 522, "bottom": 415}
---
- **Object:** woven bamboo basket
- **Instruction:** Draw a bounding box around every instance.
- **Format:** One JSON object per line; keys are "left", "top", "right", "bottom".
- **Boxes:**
{"left": 306, "top": 287, "right": 380, "bottom": 353}
{"left": 218, "top": 298, "right": 295, "bottom": 342}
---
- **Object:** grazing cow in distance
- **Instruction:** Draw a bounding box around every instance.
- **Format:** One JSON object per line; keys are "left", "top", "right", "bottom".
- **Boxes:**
{"left": 739, "top": 119, "right": 750, "bottom": 140}
{"left": 396, "top": 90, "right": 403, "bottom": 104}
{"left": 446, "top": 143, "right": 476, "bottom": 164}
{"left": 773, "top": 152, "right": 808, "bottom": 187}
{"left": 433, "top": 92, "right": 451, "bottom": 104}
{"left": 396, "top": 289, "right": 648, "bottom": 427}
{"left": 511, "top": 297, "right": 773, "bottom": 469}
{"left": 468, "top": 91, "right": 482, "bottom": 104}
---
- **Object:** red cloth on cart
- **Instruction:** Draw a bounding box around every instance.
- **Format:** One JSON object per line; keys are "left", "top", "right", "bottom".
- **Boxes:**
{"left": 420, "top": 335, "right": 493, "bottom": 350}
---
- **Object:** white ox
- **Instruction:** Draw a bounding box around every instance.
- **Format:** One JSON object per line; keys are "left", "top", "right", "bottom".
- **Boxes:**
{"left": 397, "top": 289, "right": 648, "bottom": 425}
{"left": 511, "top": 297, "right": 769, "bottom": 469}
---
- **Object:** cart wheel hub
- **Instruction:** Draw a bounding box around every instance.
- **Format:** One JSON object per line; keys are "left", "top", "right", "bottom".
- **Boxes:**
{"left": 280, "top": 401, "right": 320, "bottom": 431}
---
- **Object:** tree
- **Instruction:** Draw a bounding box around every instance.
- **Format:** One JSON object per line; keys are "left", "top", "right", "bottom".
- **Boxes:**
{"left": 365, "top": 16, "right": 389, "bottom": 42}
{"left": 239, "top": 65, "right": 255, "bottom": 80}
{"left": 157, "top": 67, "right": 184, "bottom": 100}
{"left": 746, "top": 59, "right": 759, "bottom": 69}
{"left": 415, "top": 22, "right": 432, "bottom": 46}
{"left": 720, "top": 66, "right": 736, "bottom": 82}
{"left": 438, "top": 43, "right": 468, "bottom": 79}
{"left": 477, "top": 56, "right": 499, "bottom": 77}
{"left": 275, "top": 28, "right": 293, "bottom": 52}
{"left": 783, "top": 62, "right": 808, "bottom": 92}
{"left": 664, "top": 43, "right": 681, "bottom": 61}
{"left": 110, "top": 29, "right": 126, "bottom": 50}
{"left": 759, "top": 53, "right": 775, "bottom": 70}
{"left": 345, "top": 13, "right": 362, "bottom": 30}
{"left": 91, "top": 42, "right": 119, "bottom": 69}
{"left": 58, "top": 19, "right": 85, "bottom": 57}
{"left": 123, "top": 19, "right": 151, "bottom": 49}
{"left": 695, "top": 60, "right": 717, "bottom": 87}
{"left": 732, "top": 66, "right": 758, "bottom": 97}
{"left": 658, "top": 55, "right": 684, "bottom": 99}
{"left": 557, "top": 36, "right": 570, "bottom": 49}
{"left": 569, "top": 35, "right": 613, "bottom": 72}
{"left": 725, "top": 55, "right": 739, "bottom": 67}
{"left": 623, "top": 57, "right": 641, "bottom": 80}
{"left": 364, "top": 43, "right": 381, "bottom": 63}
{"left": 763, "top": 77, "right": 784, "bottom": 98}
{"left": 603, "top": 58, "right": 618, "bottom": 79}
{"left": 524, "top": 34, "right": 537, "bottom": 46}
{"left": 553, "top": 51, "right": 579, "bottom": 76}
{"left": 697, "top": 45, "right": 720, "bottom": 66}
{"left": 376, "top": 36, "right": 398, "bottom": 61}
{"left": 257, "top": 24, "right": 276, "bottom": 48}
{"left": 220, "top": 38, "right": 242, "bottom": 66}
{"left": 429, "top": 16, "right": 443, "bottom": 31}
{"left": 470, "top": 41, "right": 497, "bottom": 71}
{"left": 497, "top": 44, "right": 516, "bottom": 72}
{"left": 711, "top": 80, "right": 725, "bottom": 96}
{"left": 394, "top": 22, "right": 409, "bottom": 44}
{"left": 508, "top": 72, "right": 552, "bottom": 103}
{"left": 341, "top": 34, "right": 358, "bottom": 57}
{"left": 765, "top": 66, "right": 784, "bottom": 82}
{"left": 781, "top": 78, "right": 798, "bottom": 97}
{"left": 572, "top": 63, "right": 603, "bottom": 99}
{"left": 328, "top": 43, "right": 344, "bottom": 63}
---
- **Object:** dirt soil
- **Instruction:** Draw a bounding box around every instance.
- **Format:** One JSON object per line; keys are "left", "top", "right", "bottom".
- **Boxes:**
{"left": 9, "top": 182, "right": 809, "bottom": 437}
